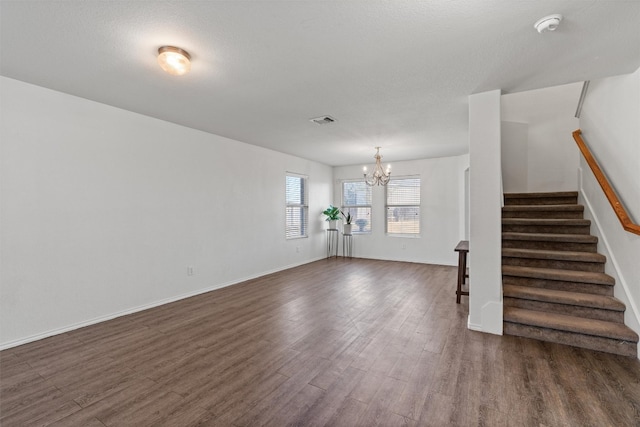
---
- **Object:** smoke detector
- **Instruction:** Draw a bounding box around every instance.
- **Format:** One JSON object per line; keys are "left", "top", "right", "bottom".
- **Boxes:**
{"left": 534, "top": 14, "right": 563, "bottom": 33}
{"left": 309, "top": 115, "right": 337, "bottom": 125}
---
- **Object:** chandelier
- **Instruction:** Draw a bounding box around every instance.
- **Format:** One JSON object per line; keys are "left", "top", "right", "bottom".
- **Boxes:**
{"left": 363, "top": 147, "right": 391, "bottom": 186}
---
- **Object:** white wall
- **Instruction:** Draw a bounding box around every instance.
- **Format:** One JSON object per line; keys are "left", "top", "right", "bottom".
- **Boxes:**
{"left": 468, "top": 90, "right": 503, "bottom": 335}
{"left": 527, "top": 119, "right": 579, "bottom": 192}
{"left": 501, "top": 83, "right": 582, "bottom": 193}
{"left": 0, "top": 77, "right": 333, "bottom": 349}
{"left": 501, "top": 121, "right": 528, "bottom": 193}
{"left": 580, "top": 69, "right": 640, "bottom": 218}
{"left": 332, "top": 154, "right": 468, "bottom": 266}
{"left": 578, "top": 68, "right": 640, "bottom": 349}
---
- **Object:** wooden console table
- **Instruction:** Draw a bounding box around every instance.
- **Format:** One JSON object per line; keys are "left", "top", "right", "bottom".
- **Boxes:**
{"left": 454, "top": 240, "right": 469, "bottom": 303}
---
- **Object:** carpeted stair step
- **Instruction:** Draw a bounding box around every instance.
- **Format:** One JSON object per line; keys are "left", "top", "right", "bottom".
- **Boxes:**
{"left": 504, "top": 191, "right": 578, "bottom": 206}
{"left": 503, "top": 284, "right": 625, "bottom": 323}
{"left": 502, "top": 248, "right": 606, "bottom": 273}
{"left": 503, "top": 306, "right": 638, "bottom": 357}
{"left": 502, "top": 218, "right": 591, "bottom": 234}
{"left": 502, "top": 265, "right": 615, "bottom": 296}
{"left": 502, "top": 204, "right": 584, "bottom": 219}
{"left": 502, "top": 232, "right": 598, "bottom": 252}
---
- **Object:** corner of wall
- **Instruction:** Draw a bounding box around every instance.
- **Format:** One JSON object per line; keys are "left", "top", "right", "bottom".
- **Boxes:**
{"left": 467, "top": 301, "right": 504, "bottom": 335}
{"left": 468, "top": 90, "right": 503, "bottom": 335}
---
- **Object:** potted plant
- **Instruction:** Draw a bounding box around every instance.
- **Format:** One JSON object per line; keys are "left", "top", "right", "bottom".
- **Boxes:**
{"left": 341, "top": 210, "right": 353, "bottom": 234}
{"left": 355, "top": 218, "right": 368, "bottom": 232}
{"left": 322, "top": 205, "right": 341, "bottom": 229}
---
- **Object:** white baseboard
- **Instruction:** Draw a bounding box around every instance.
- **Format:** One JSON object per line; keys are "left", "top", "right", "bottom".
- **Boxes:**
{"left": 0, "top": 256, "right": 325, "bottom": 351}
{"left": 353, "top": 254, "right": 457, "bottom": 267}
{"left": 468, "top": 315, "right": 482, "bottom": 331}
{"left": 579, "top": 168, "right": 640, "bottom": 358}
{"left": 467, "top": 301, "right": 504, "bottom": 335}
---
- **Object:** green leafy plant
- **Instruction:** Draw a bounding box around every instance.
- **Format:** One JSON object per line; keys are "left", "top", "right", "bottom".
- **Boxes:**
{"left": 341, "top": 210, "right": 352, "bottom": 224}
{"left": 322, "top": 205, "right": 341, "bottom": 221}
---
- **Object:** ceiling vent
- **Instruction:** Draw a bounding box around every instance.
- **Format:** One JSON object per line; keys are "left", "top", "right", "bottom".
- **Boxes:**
{"left": 310, "top": 115, "right": 337, "bottom": 125}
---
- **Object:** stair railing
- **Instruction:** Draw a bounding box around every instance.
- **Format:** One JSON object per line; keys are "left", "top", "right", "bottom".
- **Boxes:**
{"left": 572, "top": 129, "right": 640, "bottom": 236}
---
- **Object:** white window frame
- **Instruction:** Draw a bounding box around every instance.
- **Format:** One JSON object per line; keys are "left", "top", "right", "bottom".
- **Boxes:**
{"left": 285, "top": 173, "right": 309, "bottom": 239}
{"left": 341, "top": 179, "right": 372, "bottom": 234}
{"left": 386, "top": 176, "right": 421, "bottom": 237}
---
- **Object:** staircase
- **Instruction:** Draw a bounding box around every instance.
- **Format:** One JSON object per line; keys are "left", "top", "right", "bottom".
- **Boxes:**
{"left": 501, "top": 191, "right": 639, "bottom": 357}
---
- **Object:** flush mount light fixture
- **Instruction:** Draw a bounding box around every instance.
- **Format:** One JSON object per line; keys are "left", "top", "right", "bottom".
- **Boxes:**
{"left": 363, "top": 147, "right": 391, "bottom": 186}
{"left": 534, "top": 14, "right": 563, "bottom": 33}
{"left": 157, "top": 46, "right": 191, "bottom": 76}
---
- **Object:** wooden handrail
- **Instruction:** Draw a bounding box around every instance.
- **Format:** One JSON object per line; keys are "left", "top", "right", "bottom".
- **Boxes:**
{"left": 573, "top": 129, "right": 640, "bottom": 236}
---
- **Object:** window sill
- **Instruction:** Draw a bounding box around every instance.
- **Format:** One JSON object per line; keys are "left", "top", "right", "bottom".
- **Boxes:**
{"left": 286, "top": 236, "right": 308, "bottom": 240}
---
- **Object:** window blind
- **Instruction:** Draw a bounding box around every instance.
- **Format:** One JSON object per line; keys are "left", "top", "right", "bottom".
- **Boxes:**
{"left": 342, "top": 180, "right": 372, "bottom": 233}
{"left": 285, "top": 174, "right": 308, "bottom": 239}
{"left": 386, "top": 177, "right": 421, "bottom": 235}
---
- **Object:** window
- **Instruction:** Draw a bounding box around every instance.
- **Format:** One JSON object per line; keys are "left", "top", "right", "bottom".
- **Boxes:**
{"left": 341, "top": 180, "right": 372, "bottom": 233}
{"left": 386, "top": 177, "right": 420, "bottom": 235}
{"left": 285, "top": 173, "right": 308, "bottom": 239}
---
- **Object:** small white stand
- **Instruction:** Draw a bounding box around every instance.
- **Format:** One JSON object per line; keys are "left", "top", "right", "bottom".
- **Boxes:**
{"left": 342, "top": 233, "right": 353, "bottom": 258}
{"left": 326, "top": 229, "right": 339, "bottom": 258}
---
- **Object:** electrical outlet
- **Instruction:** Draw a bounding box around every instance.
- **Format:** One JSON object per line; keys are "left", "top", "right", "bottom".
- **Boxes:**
{"left": 402, "top": 244, "right": 406, "bottom": 250}
{"left": 296, "top": 246, "right": 300, "bottom": 253}
{"left": 187, "top": 266, "right": 194, "bottom": 276}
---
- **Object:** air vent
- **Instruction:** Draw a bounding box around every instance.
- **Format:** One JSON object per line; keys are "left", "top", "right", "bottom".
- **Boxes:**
{"left": 310, "top": 115, "right": 337, "bottom": 125}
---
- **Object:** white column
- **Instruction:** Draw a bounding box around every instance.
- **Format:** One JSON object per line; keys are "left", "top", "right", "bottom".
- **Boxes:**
{"left": 468, "top": 90, "right": 503, "bottom": 334}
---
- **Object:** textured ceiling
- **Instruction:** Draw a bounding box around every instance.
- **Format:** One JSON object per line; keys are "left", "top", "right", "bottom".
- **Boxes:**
{"left": 1, "top": 1, "right": 639, "bottom": 166}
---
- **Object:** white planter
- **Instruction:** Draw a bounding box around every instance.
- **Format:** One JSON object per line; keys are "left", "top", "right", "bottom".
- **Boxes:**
{"left": 343, "top": 224, "right": 352, "bottom": 234}
{"left": 327, "top": 220, "right": 337, "bottom": 230}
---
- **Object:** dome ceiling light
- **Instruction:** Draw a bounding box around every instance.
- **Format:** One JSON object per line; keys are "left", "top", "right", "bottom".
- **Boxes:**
{"left": 534, "top": 14, "right": 563, "bottom": 33}
{"left": 157, "top": 46, "right": 191, "bottom": 76}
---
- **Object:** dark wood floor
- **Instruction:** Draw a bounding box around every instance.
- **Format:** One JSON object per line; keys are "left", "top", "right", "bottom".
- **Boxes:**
{"left": 1, "top": 258, "right": 639, "bottom": 426}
